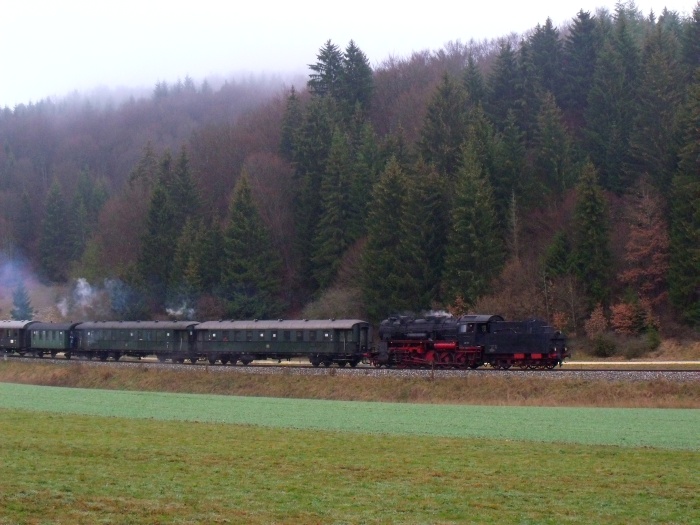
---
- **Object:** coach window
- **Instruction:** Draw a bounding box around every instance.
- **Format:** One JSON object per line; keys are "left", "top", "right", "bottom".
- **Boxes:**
{"left": 296, "top": 330, "right": 304, "bottom": 342}
{"left": 223, "top": 331, "right": 230, "bottom": 341}
{"left": 309, "top": 331, "right": 317, "bottom": 342}
{"left": 323, "top": 331, "right": 332, "bottom": 341}
{"left": 246, "top": 331, "right": 253, "bottom": 341}
{"left": 283, "top": 331, "right": 290, "bottom": 342}
{"left": 234, "top": 331, "right": 242, "bottom": 341}
{"left": 271, "top": 330, "right": 278, "bottom": 340}
{"left": 258, "top": 331, "right": 265, "bottom": 340}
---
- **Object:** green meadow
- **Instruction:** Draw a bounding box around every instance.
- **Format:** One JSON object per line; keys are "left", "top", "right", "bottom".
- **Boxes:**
{"left": 0, "top": 382, "right": 698, "bottom": 524}
{"left": 0, "top": 382, "right": 698, "bottom": 449}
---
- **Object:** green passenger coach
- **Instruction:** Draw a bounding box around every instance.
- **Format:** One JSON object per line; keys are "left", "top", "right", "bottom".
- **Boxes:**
{"left": 195, "top": 319, "right": 371, "bottom": 367}
{"left": 0, "top": 320, "right": 36, "bottom": 354}
{"left": 73, "top": 321, "right": 198, "bottom": 362}
{"left": 30, "top": 322, "right": 80, "bottom": 358}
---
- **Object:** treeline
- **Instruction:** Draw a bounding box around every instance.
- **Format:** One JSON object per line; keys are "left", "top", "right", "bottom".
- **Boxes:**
{"left": 0, "top": 1, "right": 698, "bottom": 334}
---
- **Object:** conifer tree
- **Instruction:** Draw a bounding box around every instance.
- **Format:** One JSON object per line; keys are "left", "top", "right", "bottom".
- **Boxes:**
{"left": 361, "top": 157, "right": 409, "bottom": 320}
{"left": 280, "top": 87, "right": 303, "bottom": 160}
{"left": 681, "top": 3, "right": 700, "bottom": 75}
{"left": 196, "top": 218, "right": 224, "bottom": 295}
{"left": 395, "top": 160, "right": 449, "bottom": 310}
{"left": 442, "top": 145, "right": 504, "bottom": 305}
{"left": 222, "top": 172, "right": 284, "bottom": 319}
{"left": 340, "top": 40, "right": 374, "bottom": 113}
{"left": 571, "top": 161, "right": 612, "bottom": 307}
{"left": 308, "top": 40, "right": 344, "bottom": 99}
{"left": 137, "top": 182, "right": 176, "bottom": 305}
{"left": 531, "top": 91, "right": 574, "bottom": 195}
{"left": 291, "top": 97, "right": 335, "bottom": 292}
{"left": 625, "top": 22, "right": 684, "bottom": 191}
{"left": 312, "top": 128, "right": 353, "bottom": 289}
{"left": 171, "top": 146, "right": 200, "bottom": 229}
{"left": 419, "top": 74, "right": 469, "bottom": 182}
{"left": 486, "top": 42, "right": 522, "bottom": 129}
{"left": 529, "top": 18, "right": 564, "bottom": 102}
{"left": 39, "top": 178, "right": 70, "bottom": 282}
{"left": 462, "top": 55, "right": 486, "bottom": 107}
{"left": 668, "top": 72, "right": 700, "bottom": 325}
{"left": 10, "top": 281, "right": 34, "bottom": 320}
{"left": 168, "top": 217, "right": 203, "bottom": 313}
{"left": 347, "top": 123, "right": 380, "bottom": 239}
{"left": 562, "top": 10, "right": 599, "bottom": 133}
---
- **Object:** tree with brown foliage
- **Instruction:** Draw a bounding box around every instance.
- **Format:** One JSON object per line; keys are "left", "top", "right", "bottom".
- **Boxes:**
{"left": 618, "top": 179, "right": 670, "bottom": 307}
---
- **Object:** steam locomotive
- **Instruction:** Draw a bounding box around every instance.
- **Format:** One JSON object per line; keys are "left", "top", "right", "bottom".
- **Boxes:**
{"left": 369, "top": 314, "right": 569, "bottom": 369}
{"left": 1, "top": 314, "right": 568, "bottom": 370}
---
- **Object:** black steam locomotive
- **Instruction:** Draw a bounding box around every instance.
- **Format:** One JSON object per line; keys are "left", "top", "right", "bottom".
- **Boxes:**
{"left": 368, "top": 314, "right": 569, "bottom": 369}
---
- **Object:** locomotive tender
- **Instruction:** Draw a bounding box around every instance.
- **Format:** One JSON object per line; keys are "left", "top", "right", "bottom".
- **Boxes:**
{"left": 1, "top": 314, "right": 568, "bottom": 369}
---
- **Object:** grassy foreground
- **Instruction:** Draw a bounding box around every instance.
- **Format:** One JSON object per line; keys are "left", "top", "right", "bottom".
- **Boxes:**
{"left": 1, "top": 407, "right": 698, "bottom": 525}
{"left": 1, "top": 382, "right": 699, "bottom": 450}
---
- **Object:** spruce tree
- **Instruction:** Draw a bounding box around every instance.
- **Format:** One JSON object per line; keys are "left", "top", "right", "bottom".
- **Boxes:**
{"left": 222, "top": 172, "right": 284, "bottom": 319}
{"left": 571, "top": 161, "right": 612, "bottom": 308}
{"left": 280, "top": 87, "right": 303, "bottom": 160}
{"left": 529, "top": 18, "right": 564, "bottom": 102}
{"left": 312, "top": 127, "right": 353, "bottom": 289}
{"left": 137, "top": 182, "right": 176, "bottom": 306}
{"left": 291, "top": 97, "right": 335, "bottom": 292}
{"left": 361, "top": 157, "right": 409, "bottom": 320}
{"left": 531, "top": 91, "right": 574, "bottom": 195}
{"left": 462, "top": 55, "right": 486, "bottom": 107}
{"left": 307, "top": 40, "right": 344, "bottom": 99}
{"left": 668, "top": 73, "right": 700, "bottom": 325}
{"left": 39, "top": 179, "right": 70, "bottom": 282}
{"left": 562, "top": 10, "right": 599, "bottom": 133}
{"left": 625, "top": 22, "right": 684, "bottom": 191}
{"left": 340, "top": 40, "right": 374, "bottom": 113}
{"left": 486, "top": 42, "right": 522, "bottom": 129}
{"left": 442, "top": 144, "right": 504, "bottom": 306}
{"left": 395, "top": 159, "right": 449, "bottom": 310}
{"left": 418, "top": 73, "right": 469, "bottom": 182}
{"left": 10, "top": 281, "right": 34, "bottom": 320}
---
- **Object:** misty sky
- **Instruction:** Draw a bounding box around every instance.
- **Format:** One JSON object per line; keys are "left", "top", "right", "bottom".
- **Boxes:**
{"left": 2, "top": 0, "right": 696, "bottom": 108}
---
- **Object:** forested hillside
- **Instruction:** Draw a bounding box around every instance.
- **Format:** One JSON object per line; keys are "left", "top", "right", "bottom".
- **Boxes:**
{"left": 0, "top": 2, "right": 698, "bottom": 343}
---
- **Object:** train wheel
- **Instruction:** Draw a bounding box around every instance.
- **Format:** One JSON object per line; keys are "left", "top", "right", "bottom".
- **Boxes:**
{"left": 156, "top": 354, "right": 167, "bottom": 363}
{"left": 50, "top": 351, "right": 58, "bottom": 358}
{"left": 64, "top": 353, "right": 72, "bottom": 360}
{"left": 208, "top": 357, "right": 217, "bottom": 365}
{"left": 99, "top": 352, "right": 108, "bottom": 361}
{"left": 189, "top": 357, "right": 198, "bottom": 364}
{"left": 437, "top": 352, "right": 452, "bottom": 366}
{"left": 112, "top": 353, "right": 121, "bottom": 361}
{"left": 349, "top": 359, "right": 360, "bottom": 368}
{"left": 337, "top": 361, "right": 347, "bottom": 367}
{"left": 36, "top": 351, "right": 44, "bottom": 358}
{"left": 174, "top": 358, "right": 185, "bottom": 364}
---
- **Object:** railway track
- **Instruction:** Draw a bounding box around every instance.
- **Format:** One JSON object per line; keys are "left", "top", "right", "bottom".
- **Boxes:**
{"left": 4, "top": 354, "right": 699, "bottom": 381}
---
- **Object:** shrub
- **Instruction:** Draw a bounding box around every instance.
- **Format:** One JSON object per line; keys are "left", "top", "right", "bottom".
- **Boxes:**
{"left": 585, "top": 304, "right": 608, "bottom": 338}
{"left": 591, "top": 333, "right": 617, "bottom": 357}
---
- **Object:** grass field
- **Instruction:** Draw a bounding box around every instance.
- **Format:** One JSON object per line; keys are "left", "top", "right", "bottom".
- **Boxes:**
{"left": 1, "top": 363, "right": 699, "bottom": 524}
{"left": 1, "top": 383, "right": 699, "bottom": 524}
{"left": 0, "top": 406, "right": 698, "bottom": 524}
{"left": 1, "top": 382, "right": 699, "bottom": 450}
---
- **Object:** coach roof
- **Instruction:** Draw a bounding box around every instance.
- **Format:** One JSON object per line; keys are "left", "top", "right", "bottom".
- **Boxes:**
{"left": 196, "top": 319, "right": 369, "bottom": 331}
{"left": 75, "top": 321, "right": 199, "bottom": 330}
